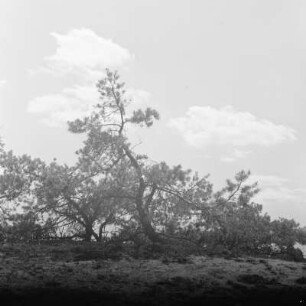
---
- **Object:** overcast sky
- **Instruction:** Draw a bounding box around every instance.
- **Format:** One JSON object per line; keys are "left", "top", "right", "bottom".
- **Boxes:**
{"left": 0, "top": 0, "right": 305, "bottom": 225}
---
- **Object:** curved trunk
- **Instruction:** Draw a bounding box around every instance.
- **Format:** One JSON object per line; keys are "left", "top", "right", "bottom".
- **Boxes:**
{"left": 136, "top": 199, "right": 160, "bottom": 242}
{"left": 135, "top": 174, "right": 161, "bottom": 243}
{"left": 123, "top": 145, "right": 161, "bottom": 243}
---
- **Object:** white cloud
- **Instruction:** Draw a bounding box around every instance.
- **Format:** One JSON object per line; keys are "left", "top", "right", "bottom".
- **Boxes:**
{"left": 38, "top": 28, "right": 134, "bottom": 80}
{"left": 28, "top": 85, "right": 152, "bottom": 127}
{"left": 251, "top": 175, "right": 304, "bottom": 202}
{"left": 125, "top": 88, "right": 151, "bottom": 107}
{"left": 220, "top": 149, "right": 251, "bottom": 163}
{"left": 169, "top": 105, "right": 297, "bottom": 160}
{"left": 250, "top": 174, "right": 306, "bottom": 225}
{"left": 28, "top": 85, "right": 100, "bottom": 127}
{"left": 27, "top": 28, "right": 152, "bottom": 127}
{"left": 0, "top": 80, "right": 7, "bottom": 89}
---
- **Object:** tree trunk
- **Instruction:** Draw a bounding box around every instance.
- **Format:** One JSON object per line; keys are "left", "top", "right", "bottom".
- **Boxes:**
{"left": 135, "top": 185, "right": 161, "bottom": 243}
{"left": 137, "top": 203, "right": 160, "bottom": 242}
{"left": 84, "top": 225, "right": 93, "bottom": 242}
{"left": 124, "top": 145, "right": 161, "bottom": 243}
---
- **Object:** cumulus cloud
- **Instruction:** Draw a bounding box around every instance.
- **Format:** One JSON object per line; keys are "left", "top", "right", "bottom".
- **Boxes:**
{"left": 125, "top": 88, "right": 151, "bottom": 107}
{"left": 251, "top": 175, "right": 305, "bottom": 202}
{"left": 27, "top": 28, "right": 152, "bottom": 127}
{"left": 250, "top": 174, "right": 306, "bottom": 224}
{"left": 169, "top": 105, "right": 297, "bottom": 161}
{"left": 0, "top": 80, "right": 7, "bottom": 89}
{"left": 36, "top": 28, "right": 134, "bottom": 80}
{"left": 28, "top": 85, "right": 100, "bottom": 127}
{"left": 28, "top": 85, "right": 152, "bottom": 127}
{"left": 220, "top": 149, "right": 251, "bottom": 163}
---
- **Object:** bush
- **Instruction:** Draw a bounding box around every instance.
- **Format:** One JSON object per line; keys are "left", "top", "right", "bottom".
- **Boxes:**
{"left": 271, "top": 246, "right": 304, "bottom": 262}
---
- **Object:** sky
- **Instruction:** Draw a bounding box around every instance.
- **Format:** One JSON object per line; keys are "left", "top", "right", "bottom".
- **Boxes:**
{"left": 0, "top": 0, "right": 305, "bottom": 225}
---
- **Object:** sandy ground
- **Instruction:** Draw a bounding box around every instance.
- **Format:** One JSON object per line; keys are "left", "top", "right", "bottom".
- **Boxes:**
{"left": 0, "top": 242, "right": 305, "bottom": 305}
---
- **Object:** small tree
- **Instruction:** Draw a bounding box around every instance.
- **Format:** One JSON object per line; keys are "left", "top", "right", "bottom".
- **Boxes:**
{"left": 270, "top": 218, "right": 300, "bottom": 250}
{"left": 65, "top": 69, "right": 211, "bottom": 244}
{"left": 0, "top": 140, "right": 48, "bottom": 239}
{"left": 36, "top": 159, "right": 130, "bottom": 242}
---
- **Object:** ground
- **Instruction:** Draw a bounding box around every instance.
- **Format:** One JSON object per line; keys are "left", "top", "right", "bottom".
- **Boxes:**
{"left": 0, "top": 242, "right": 305, "bottom": 305}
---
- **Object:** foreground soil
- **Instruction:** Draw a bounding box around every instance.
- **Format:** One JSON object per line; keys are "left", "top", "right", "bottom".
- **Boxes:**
{"left": 0, "top": 242, "right": 305, "bottom": 305}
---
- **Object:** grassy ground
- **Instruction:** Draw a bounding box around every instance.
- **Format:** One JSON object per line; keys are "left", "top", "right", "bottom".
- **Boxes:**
{"left": 0, "top": 242, "right": 305, "bottom": 305}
